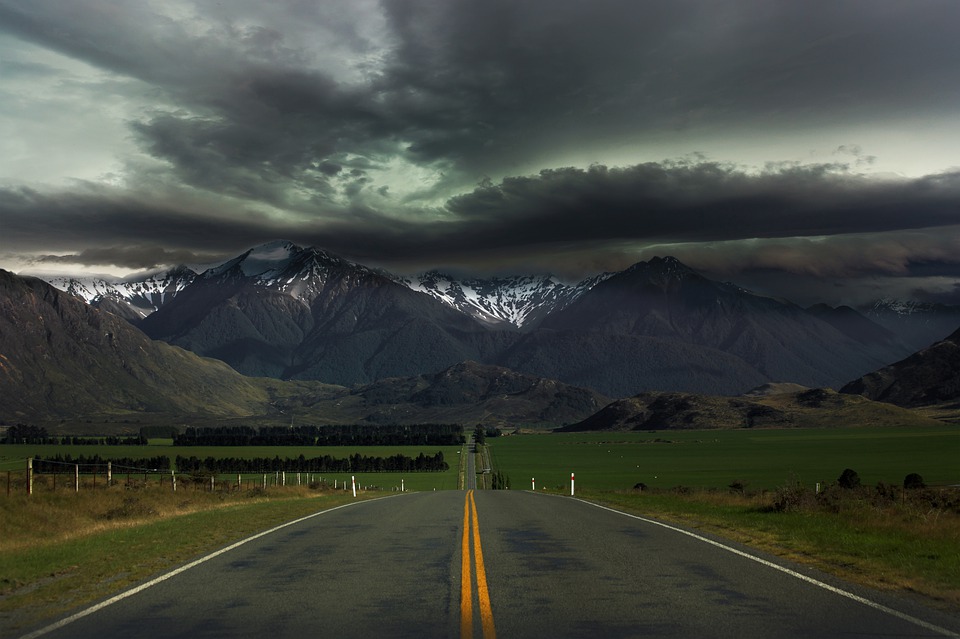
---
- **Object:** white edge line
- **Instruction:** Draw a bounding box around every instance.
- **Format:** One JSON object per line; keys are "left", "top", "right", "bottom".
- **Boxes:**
{"left": 18, "top": 494, "right": 403, "bottom": 639}
{"left": 575, "top": 498, "right": 960, "bottom": 639}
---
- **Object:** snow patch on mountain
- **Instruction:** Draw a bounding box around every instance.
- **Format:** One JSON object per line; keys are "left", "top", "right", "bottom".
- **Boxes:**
{"left": 47, "top": 266, "right": 196, "bottom": 318}
{"left": 402, "top": 271, "right": 613, "bottom": 329}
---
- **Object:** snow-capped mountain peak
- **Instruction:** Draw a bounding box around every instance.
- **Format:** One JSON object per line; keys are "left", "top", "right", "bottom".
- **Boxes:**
{"left": 46, "top": 266, "right": 197, "bottom": 319}
{"left": 239, "top": 240, "right": 301, "bottom": 277}
{"left": 200, "top": 241, "right": 383, "bottom": 306}
{"left": 206, "top": 240, "right": 302, "bottom": 279}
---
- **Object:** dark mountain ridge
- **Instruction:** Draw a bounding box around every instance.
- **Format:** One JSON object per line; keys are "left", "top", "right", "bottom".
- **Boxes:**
{"left": 841, "top": 327, "right": 960, "bottom": 408}
{"left": 286, "top": 361, "right": 612, "bottom": 428}
{"left": 36, "top": 244, "right": 915, "bottom": 398}
{"left": 0, "top": 270, "right": 612, "bottom": 427}
{"left": 859, "top": 299, "right": 960, "bottom": 353}
{"left": 0, "top": 270, "right": 270, "bottom": 419}
{"left": 498, "top": 257, "right": 907, "bottom": 396}
{"left": 139, "top": 242, "right": 509, "bottom": 384}
{"left": 559, "top": 386, "right": 943, "bottom": 432}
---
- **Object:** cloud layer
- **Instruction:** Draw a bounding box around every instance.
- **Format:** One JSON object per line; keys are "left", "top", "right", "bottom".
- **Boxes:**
{"left": 1, "top": 0, "right": 959, "bottom": 305}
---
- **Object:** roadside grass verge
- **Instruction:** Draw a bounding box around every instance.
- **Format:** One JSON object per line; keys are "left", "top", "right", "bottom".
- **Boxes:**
{"left": 573, "top": 486, "right": 960, "bottom": 611}
{"left": 0, "top": 487, "right": 378, "bottom": 635}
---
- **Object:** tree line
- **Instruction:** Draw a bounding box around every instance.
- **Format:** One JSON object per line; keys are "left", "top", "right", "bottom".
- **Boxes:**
{"left": 3, "top": 425, "right": 146, "bottom": 445}
{"left": 173, "top": 424, "right": 465, "bottom": 446}
{"left": 174, "top": 451, "right": 448, "bottom": 473}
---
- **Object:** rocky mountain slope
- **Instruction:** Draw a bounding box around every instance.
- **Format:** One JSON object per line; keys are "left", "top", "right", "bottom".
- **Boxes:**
{"left": 0, "top": 270, "right": 270, "bottom": 419}
{"left": 840, "top": 326, "right": 960, "bottom": 407}
{"left": 498, "top": 257, "right": 908, "bottom": 396}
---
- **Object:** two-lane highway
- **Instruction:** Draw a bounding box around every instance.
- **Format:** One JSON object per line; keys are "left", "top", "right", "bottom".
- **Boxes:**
{"left": 21, "top": 490, "right": 960, "bottom": 639}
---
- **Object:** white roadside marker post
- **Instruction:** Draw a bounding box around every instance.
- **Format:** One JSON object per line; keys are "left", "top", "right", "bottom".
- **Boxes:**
{"left": 571, "top": 472, "right": 575, "bottom": 496}
{"left": 352, "top": 475, "right": 356, "bottom": 497}
{"left": 532, "top": 477, "right": 535, "bottom": 491}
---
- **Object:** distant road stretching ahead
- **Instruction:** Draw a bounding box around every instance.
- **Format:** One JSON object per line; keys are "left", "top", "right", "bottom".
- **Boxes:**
{"left": 22, "top": 491, "right": 960, "bottom": 639}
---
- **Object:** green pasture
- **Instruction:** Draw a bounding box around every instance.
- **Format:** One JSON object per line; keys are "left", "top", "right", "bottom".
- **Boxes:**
{"left": 3, "top": 426, "right": 959, "bottom": 493}
{"left": 487, "top": 426, "right": 960, "bottom": 492}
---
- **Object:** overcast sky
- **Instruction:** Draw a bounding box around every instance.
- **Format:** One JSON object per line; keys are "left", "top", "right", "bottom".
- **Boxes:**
{"left": 2, "top": 0, "right": 960, "bottom": 306}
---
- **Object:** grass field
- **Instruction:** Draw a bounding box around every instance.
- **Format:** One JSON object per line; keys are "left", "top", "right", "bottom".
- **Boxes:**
{"left": 0, "top": 442, "right": 465, "bottom": 493}
{"left": 486, "top": 426, "right": 960, "bottom": 492}
{"left": 3, "top": 425, "right": 957, "bottom": 493}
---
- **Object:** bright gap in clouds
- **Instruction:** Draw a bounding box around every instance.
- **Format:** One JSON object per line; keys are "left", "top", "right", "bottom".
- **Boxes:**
{"left": 0, "top": 36, "right": 139, "bottom": 186}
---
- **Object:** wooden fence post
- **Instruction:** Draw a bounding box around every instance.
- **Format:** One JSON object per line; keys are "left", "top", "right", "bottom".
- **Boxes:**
{"left": 75, "top": 464, "right": 80, "bottom": 493}
{"left": 27, "top": 458, "right": 33, "bottom": 496}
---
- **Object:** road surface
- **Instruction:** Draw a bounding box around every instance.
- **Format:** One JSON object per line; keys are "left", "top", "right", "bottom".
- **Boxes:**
{"left": 21, "top": 490, "right": 960, "bottom": 639}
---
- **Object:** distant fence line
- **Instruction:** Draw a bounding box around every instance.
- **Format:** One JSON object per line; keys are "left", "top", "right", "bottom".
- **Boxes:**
{"left": 1, "top": 457, "right": 396, "bottom": 496}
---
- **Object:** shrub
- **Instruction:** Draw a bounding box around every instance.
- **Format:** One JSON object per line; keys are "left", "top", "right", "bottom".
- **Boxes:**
{"left": 772, "top": 479, "right": 815, "bottom": 512}
{"left": 874, "top": 481, "right": 900, "bottom": 503}
{"left": 903, "top": 473, "right": 926, "bottom": 490}
{"left": 837, "top": 468, "right": 861, "bottom": 489}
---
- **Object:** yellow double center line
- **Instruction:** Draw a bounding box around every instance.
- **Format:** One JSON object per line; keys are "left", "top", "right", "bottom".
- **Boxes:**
{"left": 460, "top": 490, "right": 496, "bottom": 639}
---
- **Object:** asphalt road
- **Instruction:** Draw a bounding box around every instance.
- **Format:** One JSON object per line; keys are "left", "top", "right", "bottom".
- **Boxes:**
{"left": 22, "top": 490, "right": 960, "bottom": 639}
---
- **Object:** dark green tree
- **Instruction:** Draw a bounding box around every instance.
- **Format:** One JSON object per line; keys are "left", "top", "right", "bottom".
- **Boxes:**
{"left": 903, "top": 473, "right": 926, "bottom": 490}
{"left": 837, "top": 468, "right": 861, "bottom": 489}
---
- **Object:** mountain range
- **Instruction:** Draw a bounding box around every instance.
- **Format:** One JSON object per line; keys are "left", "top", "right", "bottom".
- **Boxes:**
{"left": 34, "top": 241, "right": 944, "bottom": 398}
{"left": 4, "top": 251, "right": 960, "bottom": 429}
{"left": 0, "top": 268, "right": 608, "bottom": 427}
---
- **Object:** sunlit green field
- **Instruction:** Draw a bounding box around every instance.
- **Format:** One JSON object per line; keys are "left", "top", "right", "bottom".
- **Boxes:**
{"left": 486, "top": 426, "right": 960, "bottom": 491}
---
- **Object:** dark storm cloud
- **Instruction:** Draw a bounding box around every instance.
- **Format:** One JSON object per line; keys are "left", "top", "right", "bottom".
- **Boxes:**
{"left": 0, "top": 185, "right": 282, "bottom": 255}
{"left": 4, "top": 0, "right": 959, "bottom": 209}
{"left": 4, "top": 162, "right": 960, "bottom": 276}
{"left": 1, "top": 0, "right": 960, "bottom": 306}
{"left": 442, "top": 163, "right": 960, "bottom": 248}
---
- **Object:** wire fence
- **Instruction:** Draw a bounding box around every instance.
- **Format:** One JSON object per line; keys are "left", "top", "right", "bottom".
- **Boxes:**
{"left": 0, "top": 457, "right": 370, "bottom": 496}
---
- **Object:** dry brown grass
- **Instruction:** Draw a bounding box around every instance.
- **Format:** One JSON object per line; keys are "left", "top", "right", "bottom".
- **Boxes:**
{"left": 0, "top": 480, "right": 333, "bottom": 553}
{"left": 0, "top": 482, "right": 365, "bottom": 634}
